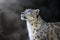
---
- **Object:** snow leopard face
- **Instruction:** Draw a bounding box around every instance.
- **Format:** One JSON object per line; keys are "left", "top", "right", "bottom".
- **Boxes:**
{"left": 21, "top": 9, "right": 40, "bottom": 21}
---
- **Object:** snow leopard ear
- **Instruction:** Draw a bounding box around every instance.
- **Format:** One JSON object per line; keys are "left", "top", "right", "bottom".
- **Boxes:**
{"left": 35, "top": 9, "right": 40, "bottom": 15}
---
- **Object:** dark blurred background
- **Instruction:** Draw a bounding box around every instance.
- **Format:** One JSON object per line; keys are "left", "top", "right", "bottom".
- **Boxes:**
{"left": 0, "top": 0, "right": 59, "bottom": 40}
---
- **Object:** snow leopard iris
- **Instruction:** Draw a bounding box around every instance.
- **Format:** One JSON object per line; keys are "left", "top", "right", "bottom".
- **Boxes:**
{"left": 21, "top": 9, "right": 59, "bottom": 40}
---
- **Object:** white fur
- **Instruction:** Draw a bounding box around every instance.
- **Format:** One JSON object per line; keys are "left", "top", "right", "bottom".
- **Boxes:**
{"left": 26, "top": 21, "right": 33, "bottom": 40}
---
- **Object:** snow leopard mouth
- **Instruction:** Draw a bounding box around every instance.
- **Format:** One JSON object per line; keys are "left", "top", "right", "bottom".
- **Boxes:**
{"left": 21, "top": 14, "right": 27, "bottom": 20}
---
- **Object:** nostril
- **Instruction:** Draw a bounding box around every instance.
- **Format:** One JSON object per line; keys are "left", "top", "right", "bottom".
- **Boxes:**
{"left": 24, "top": 17, "right": 26, "bottom": 18}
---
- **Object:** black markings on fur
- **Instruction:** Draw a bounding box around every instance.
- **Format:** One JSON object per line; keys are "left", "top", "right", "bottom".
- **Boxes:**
{"left": 48, "top": 30, "right": 49, "bottom": 32}
{"left": 36, "top": 25, "right": 37, "bottom": 27}
{"left": 47, "top": 27, "right": 50, "bottom": 32}
{"left": 40, "top": 34, "right": 42, "bottom": 37}
{"left": 29, "top": 21, "right": 31, "bottom": 22}
{"left": 34, "top": 39, "right": 35, "bottom": 40}
{"left": 51, "top": 37, "right": 53, "bottom": 40}
{"left": 34, "top": 35, "right": 40, "bottom": 39}
{"left": 46, "top": 23, "right": 49, "bottom": 26}
{"left": 51, "top": 30, "right": 53, "bottom": 34}
{"left": 33, "top": 17, "right": 35, "bottom": 18}
{"left": 47, "top": 27, "right": 50, "bottom": 29}
{"left": 31, "top": 20, "right": 34, "bottom": 21}
{"left": 43, "top": 36, "right": 45, "bottom": 39}
{"left": 33, "top": 31, "right": 35, "bottom": 33}
{"left": 51, "top": 26, "right": 54, "bottom": 28}
{"left": 40, "top": 32, "right": 43, "bottom": 37}
{"left": 31, "top": 23, "right": 33, "bottom": 25}
{"left": 36, "top": 29, "right": 39, "bottom": 32}
{"left": 34, "top": 28, "right": 36, "bottom": 30}
{"left": 47, "top": 35, "right": 49, "bottom": 40}
{"left": 37, "top": 35, "right": 40, "bottom": 38}
{"left": 45, "top": 32, "right": 47, "bottom": 34}
{"left": 41, "top": 38, "right": 43, "bottom": 40}
{"left": 50, "top": 23, "right": 54, "bottom": 28}
{"left": 40, "top": 32, "right": 43, "bottom": 34}
{"left": 43, "top": 36, "right": 46, "bottom": 40}
{"left": 35, "top": 36, "right": 36, "bottom": 38}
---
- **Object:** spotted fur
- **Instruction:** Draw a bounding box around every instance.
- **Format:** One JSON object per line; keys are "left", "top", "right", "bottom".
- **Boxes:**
{"left": 21, "top": 9, "right": 59, "bottom": 40}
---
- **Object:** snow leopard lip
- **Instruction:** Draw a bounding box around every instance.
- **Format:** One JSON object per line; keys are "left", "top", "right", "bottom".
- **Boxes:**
{"left": 23, "top": 16, "right": 27, "bottom": 19}
{"left": 21, "top": 17, "right": 27, "bottom": 20}
{"left": 21, "top": 15, "right": 27, "bottom": 20}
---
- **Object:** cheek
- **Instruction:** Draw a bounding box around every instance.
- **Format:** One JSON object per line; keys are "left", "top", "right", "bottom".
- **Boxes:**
{"left": 32, "top": 14, "right": 37, "bottom": 18}
{"left": 27, "top": 12, "right": 31, "bottom": 14}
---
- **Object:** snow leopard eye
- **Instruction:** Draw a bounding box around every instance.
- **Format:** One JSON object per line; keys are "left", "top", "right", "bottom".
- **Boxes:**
{"left": 27, "top": 11, "right": 32, "bottom": 14}
{"left": 28, "top": 11, "right": 30, "bottom": 12}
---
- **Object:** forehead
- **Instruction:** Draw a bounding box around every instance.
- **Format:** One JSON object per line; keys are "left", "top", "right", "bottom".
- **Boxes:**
{"left": 24, "top": 9, "right": 33, "bottom": 12}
